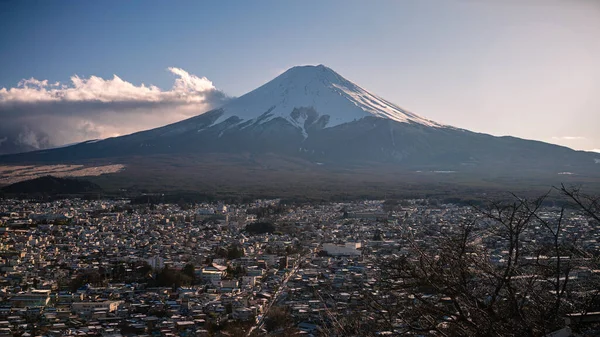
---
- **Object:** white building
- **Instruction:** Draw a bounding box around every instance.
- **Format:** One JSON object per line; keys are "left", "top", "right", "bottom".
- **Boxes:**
{"left": 146, "top": 256, "right": 165, "bottom": 270}
{"left": 201, "top": 267, "right": 226, "bottom": 285}
{"left": 220, "top": 279, "right": 239, "bottom": 289}
{"left": 322, "top": 242, "right": 361, "bottom": 256}
{"left": 71, "top": 301, "right": 121, "bottom": 314}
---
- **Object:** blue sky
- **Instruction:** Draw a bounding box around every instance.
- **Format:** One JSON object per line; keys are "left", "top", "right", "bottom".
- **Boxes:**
{"left": 1, "top": 0, "right": 599, "bottom": 151}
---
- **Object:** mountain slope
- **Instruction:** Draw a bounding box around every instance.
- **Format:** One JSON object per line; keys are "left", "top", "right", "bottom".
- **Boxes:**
{"left": 1, "top": 176, "right": 102, "bottom": 195}
{"left": 0, "top": 65, "right": 598, "bottom": 191}
{"left": 213, "top": 65, "right": 441, "bottom": 131}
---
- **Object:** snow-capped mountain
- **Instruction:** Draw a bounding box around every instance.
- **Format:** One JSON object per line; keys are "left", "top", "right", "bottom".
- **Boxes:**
{"left": 0, "top": 65, "right": 598, "bottom": 185}
{"left": 213, "top": 65, "right": 441, "bottom": 133}
{"left": 120, "top": 64, "right": 444, "bottom": 142}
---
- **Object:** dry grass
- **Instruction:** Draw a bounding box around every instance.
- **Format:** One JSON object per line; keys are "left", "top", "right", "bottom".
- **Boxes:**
{"left": 0, "top": 164, "right": 125, "bottom": 185}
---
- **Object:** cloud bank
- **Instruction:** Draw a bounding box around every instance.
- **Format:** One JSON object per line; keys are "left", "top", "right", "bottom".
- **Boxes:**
{"left": 551, "top": 136, "right": 585, "bottom": 141}
{"left": 0, "top": 68, "right": 230, "bottom": 154}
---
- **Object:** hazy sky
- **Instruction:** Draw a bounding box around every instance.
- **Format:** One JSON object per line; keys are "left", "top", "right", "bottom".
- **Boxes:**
{"left": 1, "top": 0, "right": 599, "bottom": 152}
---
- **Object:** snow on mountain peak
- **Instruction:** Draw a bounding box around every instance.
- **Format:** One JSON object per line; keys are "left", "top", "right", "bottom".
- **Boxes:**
{"left": 213, "top": 64, "right": 442, "bottom": 129}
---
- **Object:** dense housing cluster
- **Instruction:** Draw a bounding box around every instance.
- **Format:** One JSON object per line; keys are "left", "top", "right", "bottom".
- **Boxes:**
{"left": 0, "top": 197, "right": 598, "bottom": 336}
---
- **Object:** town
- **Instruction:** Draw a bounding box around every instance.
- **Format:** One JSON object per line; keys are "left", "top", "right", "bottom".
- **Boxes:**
{"left": 0, "top": 195, "right": 598, "bottom": 336}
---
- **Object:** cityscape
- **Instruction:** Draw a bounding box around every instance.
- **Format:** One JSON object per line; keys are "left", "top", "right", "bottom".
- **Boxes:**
{"left": 1, "top": 1, "right": 599, "bottom": 336}
{"left": 0, "top": 190, "right": 598, "bottom": 336}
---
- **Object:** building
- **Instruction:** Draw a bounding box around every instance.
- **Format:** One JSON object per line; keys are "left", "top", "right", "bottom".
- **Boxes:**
{"left": 201, "top": 266, "right": 226, "bottom": 285}
{"left": 232, "top": 307, "right": 256, "bottom": 321}
{"left": 322, "top": 242, "right": 361, "bottom": 256}
{"left": 10, "top": 290, "right": 51, "bottom": 308}
{"left": 71, "top": 301, "right": 121, "bottom": 314}
{"left": 147, "top": 256, "right": 165, "bottom": 270}
{"left": 242, "top": 276, "right": 257, "bottom": 287}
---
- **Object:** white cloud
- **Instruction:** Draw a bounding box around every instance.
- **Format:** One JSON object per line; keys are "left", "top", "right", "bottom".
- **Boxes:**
{"left": 551, "top": 136, "right": 585, "bottom": 140}
{"left": 591, "top": 149, "right": 600, "bottom": 153}
{"left": 168, "top": 67, "right": 216, "bottom": 94}
{"left": 0, "top": 68, "right": 231, "bottom": 153}
{"left": 0, "top": 67, "right": 221, "bottom": 105}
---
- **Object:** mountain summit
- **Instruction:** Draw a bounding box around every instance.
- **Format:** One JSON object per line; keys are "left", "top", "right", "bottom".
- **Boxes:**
{"left": 214, "top": 65, "right": 442, "bottom": 133}
{"left": 0, "top": 65, "right": 598, "bottom": 192}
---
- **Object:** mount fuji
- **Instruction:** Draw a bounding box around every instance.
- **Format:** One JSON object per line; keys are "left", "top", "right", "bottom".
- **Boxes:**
{"left": 1, "top": 65, "right": 598, "bottom": 194}
{"left": 213, "top": 64, "right": 441, "bottom": 130}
